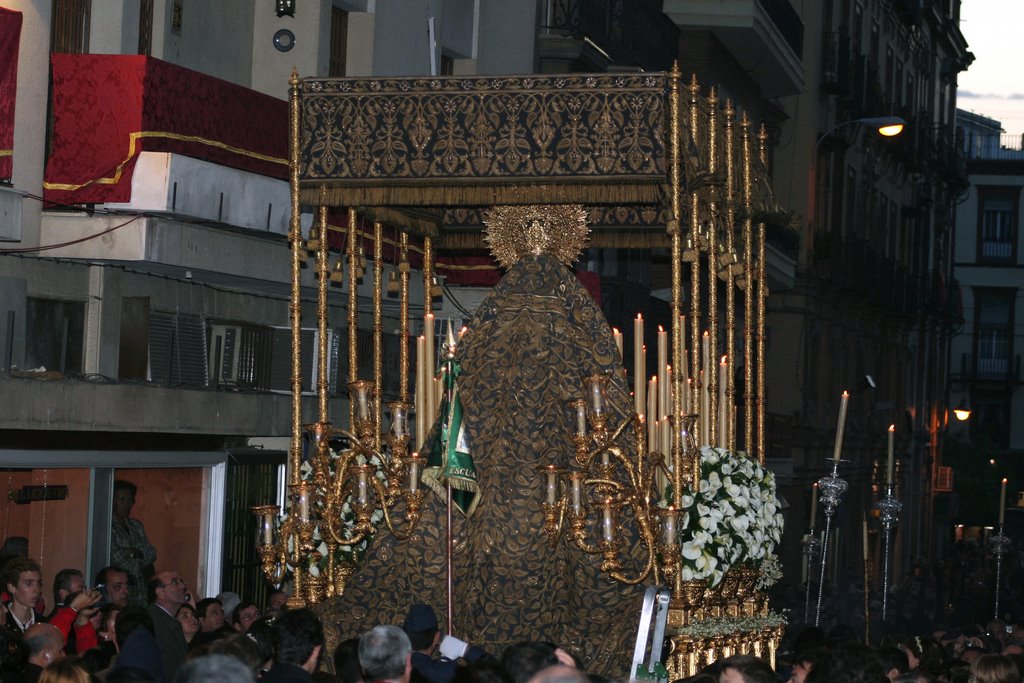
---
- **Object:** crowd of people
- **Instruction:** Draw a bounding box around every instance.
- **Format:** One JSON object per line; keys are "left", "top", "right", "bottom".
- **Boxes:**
{"left": 0, "top": 549, "right": 1021, "bottom": 683}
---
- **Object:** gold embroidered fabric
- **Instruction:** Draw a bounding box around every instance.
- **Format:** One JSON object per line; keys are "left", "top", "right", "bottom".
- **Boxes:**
{"left": 298, "top": 74, "right": 668, "bottom": 208}
{"left": 316, "top": 253, "right": 644, "bottom": 676}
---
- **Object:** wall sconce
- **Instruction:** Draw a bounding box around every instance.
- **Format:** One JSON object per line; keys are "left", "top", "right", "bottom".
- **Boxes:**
{"left": 276, "top": 0, "right": 296, "bottom": 17}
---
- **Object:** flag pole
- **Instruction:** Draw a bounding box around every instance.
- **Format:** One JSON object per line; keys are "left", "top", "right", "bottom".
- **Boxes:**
{"left": 447, "top": 482, "right": 454, "bottom": 636}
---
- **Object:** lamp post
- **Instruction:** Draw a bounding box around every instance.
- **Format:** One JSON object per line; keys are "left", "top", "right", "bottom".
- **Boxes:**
{"left": 809, "top": 116, "right": 907, "bottom": 253}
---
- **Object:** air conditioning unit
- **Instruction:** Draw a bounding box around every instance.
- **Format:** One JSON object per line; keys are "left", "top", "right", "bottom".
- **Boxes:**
{"left": 209, "top": 324, "right": 243, "bottom": 386}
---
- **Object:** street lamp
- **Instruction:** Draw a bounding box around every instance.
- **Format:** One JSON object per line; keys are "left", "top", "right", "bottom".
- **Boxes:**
{"left": 814, "top": 115, "right": 907, "bottom": 158}
{"left": 809, "top": 116, "right": 907, "bottom": 248}
{"left": 953, "top": 398, "right": 971, "bottom": 422}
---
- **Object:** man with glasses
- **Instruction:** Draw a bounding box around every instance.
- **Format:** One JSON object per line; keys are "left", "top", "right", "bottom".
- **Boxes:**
{"left": 94, "top": 566, "right": 131, "bottom": 609}
{"left": 146, "top": 570, "right": 190, "bottom": 680}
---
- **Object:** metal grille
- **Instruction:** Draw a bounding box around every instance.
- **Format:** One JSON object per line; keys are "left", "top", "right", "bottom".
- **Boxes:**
{"left": 221, "top": 457, "right": 285, "bottom": 604}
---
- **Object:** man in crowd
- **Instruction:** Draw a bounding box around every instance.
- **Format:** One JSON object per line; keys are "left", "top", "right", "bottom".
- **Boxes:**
{"left": 718, "top": 654, "right": 776, "bottom": 683}
{"left": 111, "top": 480, "right": 157, "bottom": 607}
{"left": 359, "top": 625, "right": 413, "bottom": 683}
{"left": 191, "top": 597, "right": 232, "bottom": 649}
{"left": 22, "top": 623, "right": 64, "bottom": 682}
{"left": 266, "top": 590, "right": 289, "bottom": 616}
{"left": 4, "top": 558, "right": 43, "bottom": 633}
{"left": 146, "top": 570, "right": 189, "bottom": 680}
{"left": 261, "top": 608, "right": 324, "bottom": 683}
{"left": 95, "top": 566, "right": 132, "bottom": 609}
{"left": 47, "top": 568, "right": 85, "bottom": 617}
{"left": 233, "top": 600, "right": 262, "bottom": 634}
{"left": 402, "top": 603, "right": 487, "bottom": 683}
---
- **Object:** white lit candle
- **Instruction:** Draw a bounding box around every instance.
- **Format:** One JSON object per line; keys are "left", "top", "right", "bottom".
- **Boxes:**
{"left": 415, "top": 335, "right": 426, "bottom": 447}
{"left": 357, "top": 468, "right": 370, "bottom": 505}
{"left": 810, "top": 482, "right": 818, "bottom": 528}
{"left": 886, "top": 425, "right": 895, "bottom": 486}
{"left": 602, "top": 501, "right": 614, "bottom": 542}
{"left": 718, "top": 355, "right": 728, "bottom": 447}
{"left": 613, "top": 327, "right": 623, "bottom": 359}
{"left": 647, "top": 376, "right": 658, "bottom": 448}
{"left": 545, "top": 467, "right": 559, "bottom": 505}
{"left": 409, "top": 454, "right": 422, "bottom": 493}
{"left": 833, "top": 390, "right": 849, "bottom": 462}
{"left": 657, "top": 326, "right": 668, "bottom": 419}
{"left": 424, "top": 313, "right": 435, "bottom": 424}
{"left": 573, "top": 400, "right": 587, "bottom": 437}
{"left": 999, "top": 478, "right": 1007, "bottom": 526}
{"left": 662, "top": 506, "right": 678, "bottom": 546}
{"left": 571, "top": 476, "right": 583, "bottom": 515}
{"left": 634, "top": 315, "right": 644, "bottom": 415}
{"left": 260, "top": 512, "right": 275, "bottom": 545}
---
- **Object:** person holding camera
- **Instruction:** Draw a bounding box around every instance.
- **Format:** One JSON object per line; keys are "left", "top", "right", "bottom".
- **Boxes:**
{"left": 401, "top": 604, "right": 488, "bottom": 683}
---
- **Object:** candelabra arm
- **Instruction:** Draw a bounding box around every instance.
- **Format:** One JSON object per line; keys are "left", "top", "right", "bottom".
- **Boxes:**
{"left": 374, "top": 476, "right": 423, "bottom": 541}
{"left": 606, "top": 509, "right": 657, "bottom": 585}
{"left": 568, "top": 513, "right": 605, "bottom": 555}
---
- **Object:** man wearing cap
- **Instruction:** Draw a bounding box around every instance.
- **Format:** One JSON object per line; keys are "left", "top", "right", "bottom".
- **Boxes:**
{"left": 402, "top": 603, "right": 487, "bottom": 683}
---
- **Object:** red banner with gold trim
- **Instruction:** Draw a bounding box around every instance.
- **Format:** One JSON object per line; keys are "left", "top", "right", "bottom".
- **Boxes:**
{"left": 0, "top": 7, "right": 22, "bottom": 181}
{"left": 44, "top": 54, "right": 287, "bottom": 205}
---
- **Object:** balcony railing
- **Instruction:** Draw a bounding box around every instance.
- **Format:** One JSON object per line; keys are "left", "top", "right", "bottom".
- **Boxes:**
{"left": 961, "top": 133, "right": 1024, "bottom": 161}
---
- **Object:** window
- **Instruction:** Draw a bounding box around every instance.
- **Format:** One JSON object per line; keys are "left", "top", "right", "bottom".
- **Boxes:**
{"left": 976, "top": 186, "right": 1019, "bottom": 263}
{"left": 329, "top": 7, "right": 348, "bottom": 77}
{"left": 973, "top": 289, "right": 1014, "bottom": 378}
{"left": 50, "top": 0, "right": 91, "bottom": 53}
{"left": 25, "top": 298, "right": 84, "bottom": 374}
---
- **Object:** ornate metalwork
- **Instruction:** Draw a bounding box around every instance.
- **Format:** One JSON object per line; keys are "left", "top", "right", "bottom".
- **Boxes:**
{"left": 875, "top": 485, "right": 902, "bottom": 621}
{"left": 815, "top": 461, "right": 848, "bottom": 626}
{"left": 989, "top": 528, "right": 1012, "bottom": 619}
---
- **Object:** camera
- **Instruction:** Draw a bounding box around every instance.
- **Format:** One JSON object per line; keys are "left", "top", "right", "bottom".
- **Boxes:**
{"left": 93, "top": 584, "right": 109, "bottom": 610}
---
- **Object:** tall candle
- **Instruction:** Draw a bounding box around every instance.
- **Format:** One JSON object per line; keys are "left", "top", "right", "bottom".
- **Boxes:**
{"left": 833, "top": 391, "right": 849, "bottom": 461}
{"left": 718, "top": 355, "right": 728, "bottom": 447}
{"left": 634, "top": 315, "right": 644, "bottom": 415}
{"left": 862, "top": 514, "right": 870, "bottom": 560}
{"left": 886, "top": 425, "right": 895, "bottom": 486}
{"left": 665, "top": 365, "right": 672, "bottom": 421}
{"left": 999, "top": 478, "right": 1008, "bottom": 525}
{"left": 647, "top": 376, "right": 658, "bottom": 448}
{"left": 613, "top": 328, "right": 623, "bottom": 359}
{"left": 571, "top": 476, "right": 583, "bottom": 515}
{"left": 424, "top": 313, "right": 435, "bottom": 424}
{"left": 681, "top": 353, "right": 689, "bottom": 413}
{"left": 701, "top": 369, "right": 709, "bottom": 446}
{"left": 415, "top": 335, "right": 426, "bottom": 447}
{"left": 658, "top": 326, "right": 669, "bottom": 419}
{"left": 357, "top": 468, "right": 370, "bottom": 505}
{"left": 810, "top": 482, "right": 818, "bottom": 528}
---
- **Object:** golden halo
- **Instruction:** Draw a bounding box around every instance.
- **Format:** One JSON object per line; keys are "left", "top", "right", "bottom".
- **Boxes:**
{"left": 483, "top": 204, "right": 590, "bottom": 270}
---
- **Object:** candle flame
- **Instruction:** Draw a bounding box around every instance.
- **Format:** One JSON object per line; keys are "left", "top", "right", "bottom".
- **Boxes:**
{"left": 720, "top": 355, "right": 727, "bottom": 364}
{"left": 888, "top": 424, "right": 895, "bottom": 432}
{"left": 658, "top": 325, "right": 664, "bottom": 332}
{"left": 813, "top": 482, "right": 818, "bottom": 489}
{"left": 842, "top": 390, "right": 849, "bottom": 397}
{"left": 1003, "top": 478, "right": 1009, "bottom": 484}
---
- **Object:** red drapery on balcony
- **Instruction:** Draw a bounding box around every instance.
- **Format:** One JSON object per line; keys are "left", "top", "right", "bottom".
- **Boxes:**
{"left": 44, "top": 55, "right": 288, "bottom": 205}
{"left": 0, "top": 7, "right": 22, "bottom": 181}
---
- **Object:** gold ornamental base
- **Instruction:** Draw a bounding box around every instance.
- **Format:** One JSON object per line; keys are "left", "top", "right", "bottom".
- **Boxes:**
{"left": 663, "top": 572, "right": 786, "bottom": 679}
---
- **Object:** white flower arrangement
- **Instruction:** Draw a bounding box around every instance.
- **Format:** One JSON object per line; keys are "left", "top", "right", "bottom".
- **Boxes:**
{"left": 674, "top": 446, "right": 784, "bottom": 586}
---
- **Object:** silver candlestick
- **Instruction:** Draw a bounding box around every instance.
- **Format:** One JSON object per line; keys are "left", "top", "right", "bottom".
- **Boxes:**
{"left": 815, "top": 459, "right": 848, "bottom": 627}
{"left": 875, "top": 485, "right": 902, "bottom": 622}
{"left": 803, "top": 529, "right": 821, "bottom": 624}
{"left": 989, "top": 526, "right": 1011, "bottom": 620}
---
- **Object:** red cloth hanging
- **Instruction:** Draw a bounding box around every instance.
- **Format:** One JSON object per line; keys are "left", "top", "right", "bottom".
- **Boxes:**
{"left": 44, "top": 54, "right": 288, "bottom": 205}
{"left": 0, "top": 7, "right": 22, "bottom": 181}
